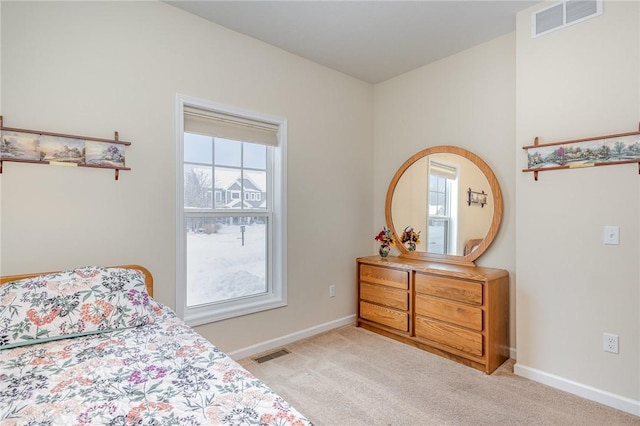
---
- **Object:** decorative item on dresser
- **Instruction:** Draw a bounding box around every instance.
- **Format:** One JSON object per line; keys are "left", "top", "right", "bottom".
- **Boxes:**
{"left": 374, "top": 226, "right": 395, "bottom": 258}
{"left": 359, "top": 145, "right": 509, "bottom": 374}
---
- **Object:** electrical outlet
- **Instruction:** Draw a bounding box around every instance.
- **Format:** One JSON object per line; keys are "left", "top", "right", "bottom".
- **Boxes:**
{"left": 603, "top": 333, "right": 619, "bottom": 354}
{"left": 329, "top": 285, "right": 336, "bottom": 298}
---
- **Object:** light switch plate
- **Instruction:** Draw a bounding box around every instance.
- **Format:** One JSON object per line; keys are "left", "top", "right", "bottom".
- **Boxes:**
{"left": 604, "top": 226, "right": 619, "bottom": 245}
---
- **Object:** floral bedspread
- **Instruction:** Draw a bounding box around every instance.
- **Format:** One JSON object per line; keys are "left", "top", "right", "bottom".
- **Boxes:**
{"left": 0, "top": 302, "right": 312, "bottom": 425}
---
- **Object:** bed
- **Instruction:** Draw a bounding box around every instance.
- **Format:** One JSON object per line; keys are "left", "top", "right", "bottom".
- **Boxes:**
{"left": 0, "top": 265, "right": 312, "bottom": 425}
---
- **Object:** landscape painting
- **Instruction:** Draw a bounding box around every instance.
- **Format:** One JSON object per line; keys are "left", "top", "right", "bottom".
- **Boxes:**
{"left": 85, "top": 141, "right": 125, "bottom": 168}
{"left": 40, "top": 135, "right": 85, "bottom": 163}
{"left": 0, "top": 131, "right": 42, "bottom": 161}
{"left": 601, "top": 134, "right": 640, "bottom": 162}
{"left": 526, "top": 145, "right": 558, "bottom": 169}
{"left": 527, "top": 134, "right": 640, "bottom": 169}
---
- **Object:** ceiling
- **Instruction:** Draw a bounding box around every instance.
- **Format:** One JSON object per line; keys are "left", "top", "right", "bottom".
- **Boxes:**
{"left": 166, "top": 1, "right": 539, "bottom": 84}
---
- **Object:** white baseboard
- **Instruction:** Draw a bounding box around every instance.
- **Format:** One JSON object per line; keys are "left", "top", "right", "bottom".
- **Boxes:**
{"left": 514, "top": 363, "right": 640, "bottom": 417}
{"left": 227, "top": 314, "right": 356, "bottom": 361}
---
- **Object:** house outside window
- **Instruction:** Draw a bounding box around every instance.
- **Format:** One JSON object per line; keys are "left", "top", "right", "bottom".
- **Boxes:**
{"left": 176, "top": 95, "right": 287, "bottom": 325}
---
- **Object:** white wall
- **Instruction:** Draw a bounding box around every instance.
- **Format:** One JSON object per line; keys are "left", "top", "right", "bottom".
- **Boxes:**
{"left": 515, "top": 0, "right": 640, "bottom": 412}
{"left": 0, "top": 1, "right": 373, "bottom": 352}
{"left": 0, "top": 1, "right": 3, "bottom": 270}
{"left": 374, "top": 33, "right": 517, "bottom": 347}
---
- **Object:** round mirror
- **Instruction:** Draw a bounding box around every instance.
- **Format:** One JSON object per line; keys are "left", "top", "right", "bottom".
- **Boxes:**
{"left": 385, "top": 146, "right": 503, "bottom": 266}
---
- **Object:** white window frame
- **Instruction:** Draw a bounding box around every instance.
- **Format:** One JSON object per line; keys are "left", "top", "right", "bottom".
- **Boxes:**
{"left": 427, "top": 161, "right": 458, "bottom": 255}
{"left": 427, "top": 174, "right": 451, "bottom": 255}
{"left": 175, "top": 94, "right": 287, "bottom": 326}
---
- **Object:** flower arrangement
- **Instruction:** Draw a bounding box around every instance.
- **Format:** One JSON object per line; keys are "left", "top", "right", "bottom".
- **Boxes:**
{"left": 401, "top": 226, "right": 421, "bottom": 251}
{"left": 374, "top": 226, "right": 395, "bottom": 247}
{"left": 374, "top": 226, "right": 395, "bottom": 257}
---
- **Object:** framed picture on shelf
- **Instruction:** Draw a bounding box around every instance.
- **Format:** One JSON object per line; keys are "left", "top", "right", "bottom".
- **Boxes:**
{"left": 467, "top": 188, "right": 487, "bottom": 207}
{"left": 39, "top": 135, "right": 85, "bottom": 164}
{"left": 85, "top": 141, "right": 126, "bottom": 168}
{"left": 1, "top": 131, "right": 42, "bottom": 161}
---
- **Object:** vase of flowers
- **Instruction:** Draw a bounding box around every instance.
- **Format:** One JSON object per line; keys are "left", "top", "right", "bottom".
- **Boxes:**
{"left": 374, "top": 226, "right": 395, "bottom": 258}
{"left": 401, "top": 226, "right": 421, "bottom": 251}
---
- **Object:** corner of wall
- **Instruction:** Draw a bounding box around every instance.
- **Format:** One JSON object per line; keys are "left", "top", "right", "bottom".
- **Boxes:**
{"left": 0, "top": 0, "right": 4, "bottom": 276}
{"left": 515, "top": 0, "right": 640, "bottom": 409}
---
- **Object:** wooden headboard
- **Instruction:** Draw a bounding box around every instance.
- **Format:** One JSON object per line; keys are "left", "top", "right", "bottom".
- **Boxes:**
{"left": 0, "top": 264, "right": 154, "bottom": 297}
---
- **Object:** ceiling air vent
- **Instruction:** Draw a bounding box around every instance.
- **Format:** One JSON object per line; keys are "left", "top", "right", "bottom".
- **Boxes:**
{"left": 532, "top": 0, "right": 602, "bottom": 38}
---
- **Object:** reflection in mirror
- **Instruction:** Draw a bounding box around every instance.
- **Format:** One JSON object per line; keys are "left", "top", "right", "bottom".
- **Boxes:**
{"left": 385, "top": 146, "right": 502, "bottom": 266}
{"left": 391, "top": 153, "right": 494, "bottom": 256}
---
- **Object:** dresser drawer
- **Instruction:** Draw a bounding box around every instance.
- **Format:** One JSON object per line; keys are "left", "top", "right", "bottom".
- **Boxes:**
{"left": 361, "top": 282, "right": 408, "bottom": 310}
{"left": 415, "top": 273, "right": 482, "bottom": 305}
{"left": 360, "top": 301, "right": 409, "bottom": 332}
{"left": 415, "top": 294, "right": 483, "bottom": 331}
{"left": 360, "top": 265, "right": 408, "bottom": 290}
{"left": 415, "top": 316, "right": 483, "bottom": 357}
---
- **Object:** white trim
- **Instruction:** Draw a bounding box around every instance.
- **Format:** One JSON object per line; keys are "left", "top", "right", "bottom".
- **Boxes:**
{"left": 514, "top": 363, "right": 640, "bottom": 417}
{"left": 227, "top": 315, "right": 356, "bottom": 360}
{"left": 175, "top": 96, "right": 186, "bottom": 320}
{"left": 509, "top": 346, "right": 517, "bottom": 360}
{"left": 175, "top": 94, "right": 287, "bottom": 325}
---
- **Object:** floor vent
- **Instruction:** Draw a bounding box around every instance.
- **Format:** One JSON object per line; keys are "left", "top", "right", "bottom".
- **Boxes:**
{"left": 532, "top": 0, "right": 602, "bottom": 38}
{"left": 252, "top": 348, "right": 290, "bottom": 364}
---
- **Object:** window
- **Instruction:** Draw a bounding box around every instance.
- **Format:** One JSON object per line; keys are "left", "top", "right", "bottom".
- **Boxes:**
{"left": 427, "top": 161, "right": 457, "bottom": 255}
{"left": 176, "top": 95, "right": 287, "bottom": 325}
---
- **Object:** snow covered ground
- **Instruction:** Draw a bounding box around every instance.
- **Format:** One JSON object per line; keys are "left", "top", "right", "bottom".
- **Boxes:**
{"left": 186, "top": 224, "right": 266, "bottom": 307}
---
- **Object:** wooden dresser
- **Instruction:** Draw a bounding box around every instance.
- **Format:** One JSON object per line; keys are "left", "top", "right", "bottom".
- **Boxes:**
{"left": 357, "top": 255, "right": 509, "bottom": 374}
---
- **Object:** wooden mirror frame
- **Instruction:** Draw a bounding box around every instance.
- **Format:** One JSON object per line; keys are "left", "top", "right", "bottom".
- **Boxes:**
{"left": 385, "top": 145, "right": 503, "bottom": 266}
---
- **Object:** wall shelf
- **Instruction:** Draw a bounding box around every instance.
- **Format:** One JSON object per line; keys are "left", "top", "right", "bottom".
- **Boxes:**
{"left": 0, "top": 116, "right": 131, "bottom": 180}
{"left": 522, "top": 124, "right": 640, "bottom": 181}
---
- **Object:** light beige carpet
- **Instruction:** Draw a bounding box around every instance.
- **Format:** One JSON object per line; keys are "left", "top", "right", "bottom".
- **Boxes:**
{"left": 239, "top": 325, "right": 639, "bottom": 426}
